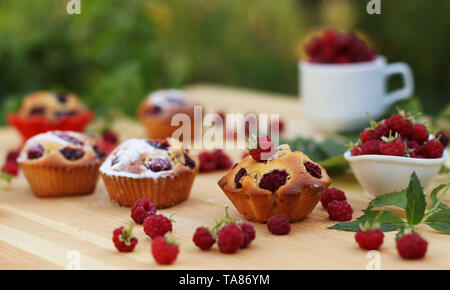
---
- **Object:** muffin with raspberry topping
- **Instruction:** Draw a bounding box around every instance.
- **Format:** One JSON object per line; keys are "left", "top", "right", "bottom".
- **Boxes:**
{"left": 137, "top": 89, "right": 196, "bottom": 139}
{"left": 18, "top": 131, "right": 105, "bottom": 197}
{"left": 100, "top": 138, "right": 199, "bottom": 208}
{"left": 218, "top": 144, "right": 331, "bottom": 223}
{"left": 7, "top": 91, "right": 93, "bottom": 140}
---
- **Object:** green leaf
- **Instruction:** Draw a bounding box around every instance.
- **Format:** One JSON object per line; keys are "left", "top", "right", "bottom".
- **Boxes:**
{"left": 318, "top": 154, "right": 349, "bottom": 176}
{"left": 405, "top": 172, "right": 426, "bottom": 226}
{"left": 0, "top": 172, "right": 12, "bottom": 185}
{"left": 440, "top": 165, "right": 450, "bottom": 174}
{"left": 328, "top": 210, "right": 405, "bottom": 232}
{"left": 424, "top": 209, "right": 450, "bottom": 233}
{"left": 364, "top": 190, "right": 407, "bottom": 212}
{"left": 429, "top": 184, "right": 449, "bottom": 210}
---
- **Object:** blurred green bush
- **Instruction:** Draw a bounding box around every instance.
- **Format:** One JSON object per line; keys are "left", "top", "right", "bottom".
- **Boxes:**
{"left": 0, "top": 0, "right": 448, "bottom": 124}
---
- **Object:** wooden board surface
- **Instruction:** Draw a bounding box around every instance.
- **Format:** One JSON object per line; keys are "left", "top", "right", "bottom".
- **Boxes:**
{"left": 0, "top": 84, "right": 449, "bottom": 270}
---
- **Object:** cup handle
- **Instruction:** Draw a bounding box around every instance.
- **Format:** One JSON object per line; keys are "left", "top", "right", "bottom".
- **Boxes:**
{"left": 383, "top": 62, "right": 414, "bottom": 107}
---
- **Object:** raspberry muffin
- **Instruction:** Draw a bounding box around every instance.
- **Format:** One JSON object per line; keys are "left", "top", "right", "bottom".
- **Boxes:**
{"left": 218, "top": 144, "right": 331, "bottom": 223}
{"left": 18, "top": 131, "right": 105, "bottom": 197}
{"left": 137, "top": 89, "right": 195, "bottom": 139}
{"left": 7, "top": 91, "right": 93, "bottom": 139}
{"left": 100, "top": 138, "right": 199, "bottom": 208}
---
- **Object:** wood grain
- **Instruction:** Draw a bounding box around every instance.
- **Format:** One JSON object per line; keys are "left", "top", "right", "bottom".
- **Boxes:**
{"left": 0, "top": 84, "right": 449, "bottom": 270}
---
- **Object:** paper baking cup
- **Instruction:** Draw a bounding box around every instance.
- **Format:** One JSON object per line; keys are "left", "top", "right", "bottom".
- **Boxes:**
{"left": 101, "top": 170, "right": 197, "bottom": 208}
{"left": 20, "top": 163, "right": 100, "bottom": 197}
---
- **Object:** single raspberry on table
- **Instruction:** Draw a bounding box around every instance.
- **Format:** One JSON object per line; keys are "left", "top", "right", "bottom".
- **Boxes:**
{"left": 436, "top": 131, "right": 449, "bottom": 147}
{"left": 112, "top": 225, "right": 138, "bottom": 253}
{"left": 192, "top": 227, "right": 216, "bottom": 251}
{"left": 102, "top": 130, "right": 119, "bottom": 145}
{"left": 422, "top": 140, "right": 444, "bottom": 158}
{"left": 267, "top": 215, "right": 291, "bottom": 235}
{"left": 386, "top": 113, "right": 413, "bottom": 138}
{"left": 6, "top": 150, "right": 20, "bottom": 162}
{"left": 217, "top": 224, "right": 244, "bottom": 253}
{"left": 199, "top": 151, "right": 216, "bottom": 172}
{"left": 379, "top": 138, "right": 405, "bottom": 156}
{"left": 355, "top": 229, "right": 384, "bottom": 250}
{"left": 248, "top": 135, "right": 275, "bottom": 162}
{"left": 327, "top": 200, "right": 353, "bottom": 221}
{"left": 359, "top": 139, "right": 381, "bottom": 155}
{"left": 411, "top": 123, "right": 429, "bottom": 144}
{"left": 143, "top": 213, "right": 174, "bottom": 239}
{"left": 240, "top": 223, "right": 256, "bottom": 248}
{"left": 321, "top": 188, "right": 346, "bottom": 209}
{"left": 396, "top": 233, "right": 428, "bottom": 259}
{"left": 2, "top": 161, "right": 19, "bottom": 176}
{"left": 96, "top": 140, "right": 116, "bottom": 156}
{"left": 213, "top": 149, "right": 233, "bottom": 170}
{"left": 151, "top": 233, "right": 180, "bottom": 265}
{"left": 131, "top": 198, "right": 156, "bottom": 224}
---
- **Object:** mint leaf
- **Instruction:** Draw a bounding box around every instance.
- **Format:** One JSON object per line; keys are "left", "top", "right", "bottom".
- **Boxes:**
{"left": 424, "top": 209, "right": 450, "bottom": 233}
{"left": 0, "top": 172, "right": 12, "bottom": 185}
{"left": 440, "top": 164, "right": 450, "bottom": 174}
{"left": 318, "top": 154, "right": 349, "bottom": 176}
{"left": 429, "top": 184, "right": 449, "bottom": 210}
{"left": 328, "top": 210, "right": 405, "bottom": 232}
{"left": 364, "top": 190, "right": 407, "bottom": 212}
{"left": 405, "top": 172, "right": 426, "bottom": 226}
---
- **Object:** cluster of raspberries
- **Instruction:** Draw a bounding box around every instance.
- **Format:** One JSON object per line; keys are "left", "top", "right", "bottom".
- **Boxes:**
{"left": 352, "top": 112, "right": 447, "bottom": 158}
{"left": 321, "top": 187, "right": 353, "bottom": 221}
{"left": 192, "top": 207, "right": 256, "bottom": 253}
{"left": 198, "top": 149, "right": 233, "bottom": 172}
{"left": 112, "top": 198, "right": 179, "bottom": 265}
{"left": 305, "top": 30, "right": 375, "bottom": 64}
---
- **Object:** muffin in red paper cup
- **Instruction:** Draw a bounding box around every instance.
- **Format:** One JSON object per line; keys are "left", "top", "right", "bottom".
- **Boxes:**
{"left": 100, "top": 138, "right": 199, "bottom": 208}
{"left": 17, "top": 131, "right": 105, "bottom": 197}
{"left": 7, "top": 91, "right": 94, "bottom": 140}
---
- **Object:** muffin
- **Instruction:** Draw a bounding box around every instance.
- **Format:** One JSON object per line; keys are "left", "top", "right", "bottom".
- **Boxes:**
{"left": 100, "top": 138, "right": 199, "bottom": 208}
{"left": 7, "top": 91, "right": 93, "bottom": 139}
{"left": 18, "top": 131, "right": 105, "bottom": 197}
{"left": 137, "top": 89, "right": 196, "bottom": 139}
{"left": 218, "top": 144, "right": 331, "bottom": 223}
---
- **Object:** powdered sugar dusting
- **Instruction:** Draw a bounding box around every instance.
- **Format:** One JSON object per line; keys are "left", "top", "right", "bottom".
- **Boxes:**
{"left": 100, "top": 138, "right": 175, "bottom": 179}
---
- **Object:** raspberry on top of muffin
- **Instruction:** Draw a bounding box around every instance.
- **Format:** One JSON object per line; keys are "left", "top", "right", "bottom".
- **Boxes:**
{"left": 100, "top": 138, "right": 198, "bottom": 178}
{"left": 18, "top": 131, "right": 105, "bottom": 166}
{"left": 218, "top": 143, "right": 331, "bottom": 223}
{"left": 18, "top": 91, "right": 89, "bottom": 120}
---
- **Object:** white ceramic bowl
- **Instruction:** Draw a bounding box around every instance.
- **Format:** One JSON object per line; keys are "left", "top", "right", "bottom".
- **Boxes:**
{"left": 344, "top": 149, "right": 448, "bottom": 198}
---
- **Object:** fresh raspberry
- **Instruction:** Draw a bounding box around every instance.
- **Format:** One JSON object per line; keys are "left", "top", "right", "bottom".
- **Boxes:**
{"left": 351, "top": 144, "right": 362, "bottom": 156}
{"left": 386, "top": 114, "right": 413, "bottom": 138}
{"left": 411, "top": 123, "right": 429, "bottom": 144}
{"left": 143, "top": 214, "right": 173, "bottom": 239}
{"left": 373, "top": 122, "right": 390, "bottom": 139}
{"left": 151, "top": 234, "right": 180, "bottom": 265}
{"left": 396, "top": 233, "right": 428, "bottom": 259}
{"left": 234, "top": 168, "right": 247, "bottom": 188}
{"left": 2, "top": 161, "right": 19, "bottom": 176}
{"left": 112, "top": 225, "right": 138, "bottom": 253}
{"left": 321, "top": 188, "right": 346, "bottom": 209}
{"left": 259, "top": 170, "right": 288, "bottom": 192}
{"left": 360, "top": 129, "right": 376, "bottom": 143}
{"left": 359, "top": 139, "right": 381, "bottom": 155}
{"left": 27, "top": 144, "right": 44, "bottom": 159}
{"left": 193, "top": 227, "right": 216, "bottom": 250}
{"left": 267, "top": 215, "right": 290, "bottom": 235}
{"left": 102, "top": 130, "right": 119, "bottom": 145}
{"left": 131, "top": 198, "right": 156, "bottom": 224}
{"left": 422, "top": 140, "right": 444, "bottom": 158}
{"left": 6, "top": 150, "right": 20, "bottom": 162}
{"left": 304, "top": 161, "right": 322, "bottom": 178}
{"left": 327, "top": 200, "right": 353, "bottom": 221}
{"left": 248, "top": 135, "right": 275, "bottom": 162}
{"left": 436, "top": 131, "right": 449, "bottom": 147}
{"left": 355, "top": 229, "right": 384, "bottom": 250}
{"left": 379, "top": 139, "right": 405, "bottom": 156}
{"left": 360, "top": 122, "right": 389, "bottom": 143}
{"left": 240, "top": 223, "right": 256, "bottom": 248}
{"left": 199, "top": 151, "right": 216, "bottom": 172}
{"left": 213, "top": 149, "right": 233, "bottom": 170}
{"left": 147, "top": 157, "right": 172, "bottom": 172}
{"left": 217, "top": 224, "right": 244, "bottom": 253}
{"left": 97, "top": 140, "right": 116, "bottom": 155}
{"left": 406, "top": 140, "right": 422, "bottom": 156}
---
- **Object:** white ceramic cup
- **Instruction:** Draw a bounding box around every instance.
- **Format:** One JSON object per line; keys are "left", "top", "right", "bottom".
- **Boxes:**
{"left": 299, "top": 56, "right": 414, "bottom": 132}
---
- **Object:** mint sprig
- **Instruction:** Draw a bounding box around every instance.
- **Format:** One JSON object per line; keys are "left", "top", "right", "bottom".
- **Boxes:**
{"left": 329, "top": 172, "right": 450, "bottom": 235}
{"left": 0, "top": 172, "right": 12, "bottom": 187}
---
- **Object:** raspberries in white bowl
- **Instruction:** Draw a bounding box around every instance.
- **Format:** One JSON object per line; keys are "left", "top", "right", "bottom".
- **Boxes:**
{"left": 345, "top": 112, "right": 448, "bottom": 198}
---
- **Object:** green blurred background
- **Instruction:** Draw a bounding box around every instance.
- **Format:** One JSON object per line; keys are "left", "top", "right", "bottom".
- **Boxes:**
{"left": 0, "top": 0, "right": 449, "bottom": 124}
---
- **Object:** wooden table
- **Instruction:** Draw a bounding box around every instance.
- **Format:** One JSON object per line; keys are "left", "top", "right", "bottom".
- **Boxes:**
{"left": 0, "top": 84, "right": 449, "bottom": 270}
